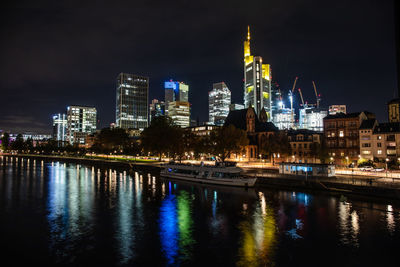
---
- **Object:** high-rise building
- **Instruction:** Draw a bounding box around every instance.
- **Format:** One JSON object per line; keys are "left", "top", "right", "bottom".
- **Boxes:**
{"left": 149, "top": 99, "right": 165, "bottom": 123}
{"left": 243, "top": 26, "right": 272, "bottom": 120}
{"left": 116, "top": 73, "right": 149, "bottom": 130}
{"left": 273, "top": 108, "right": 293, "bottom": 130}
{"left": 270, "top": 81, "right": 282, "bottom": 121}
{"left": 299, "top": 107, "right": 328, "bottom": 132}
{"left": 168, "top": 101, "right": 190, "bottom": 128}
{"left": 208, "top": 82, "right": 231, "bottom": 126}
{"left": 229, "top": 103, "right": 245, "bottom": 111}
{"left": 329, "top": 105, "right": 346, "bottom": 115}
{"left": 52, "top": 113, "right": 67, "bottom": 145}
{"left": 66, "top": 106, "right": 97, "bottom": 144}
{"left": 164, "top": 80, "right": 189, "bottom": 114}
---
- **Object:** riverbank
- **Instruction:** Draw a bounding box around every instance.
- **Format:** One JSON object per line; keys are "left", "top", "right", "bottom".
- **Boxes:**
{"left": 1, "top": 153, "right": 162, "bottom": 170}
{"left": 2, "top": 153, "right": 400, "bottom": 200}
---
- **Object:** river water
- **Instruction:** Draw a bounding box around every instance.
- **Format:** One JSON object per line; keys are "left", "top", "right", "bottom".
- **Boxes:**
{"left": 0, "top": 156, "right": 399, "bottom": 266}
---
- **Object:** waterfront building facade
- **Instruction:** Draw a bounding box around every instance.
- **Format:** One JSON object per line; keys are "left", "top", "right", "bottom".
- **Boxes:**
{"left": 287, "top": 129, "right": 322, "bottom": 163}
{"left": 116, "top": 73, "right": 149, "bottom": 130}
{"left": 323, "top": 111, "right": 375, "bottom": 164}
{"left": 67, "top": 105, "right": 97, "bottom": 144}
{"left": 243, "top": 27, "right": 272, "bottom": 120}
{"left": 52, "top": 113, "right": 67, "bottom": 145}
{"left": 224, "top": 107, "right": 278, "bottom": 161}
{"left": 208, "top": 82, "right": 231, "bottom": 126}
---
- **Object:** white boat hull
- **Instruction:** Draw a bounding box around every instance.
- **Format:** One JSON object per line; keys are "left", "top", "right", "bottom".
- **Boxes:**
{"left": 160, "top": 172, "right": 257, "bottom": 187}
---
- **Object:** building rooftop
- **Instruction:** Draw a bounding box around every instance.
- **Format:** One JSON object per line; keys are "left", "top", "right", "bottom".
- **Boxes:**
{"left": 373, "top": 122, "right": 400, "bottom": 134}
{"left": 359, "top": 119, "right": 377, "bottom": 130}
{"left": 324, "top": 111, "right": 374, "bottom": 120}
{"left": 388, "top": 98, "right": 400, "bottom": 104}
{"left": 224, "top": 108, "right": 278, "bottom": 133}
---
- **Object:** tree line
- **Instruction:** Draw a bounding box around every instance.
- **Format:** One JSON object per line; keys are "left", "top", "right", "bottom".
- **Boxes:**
{"left": 1, "top": 115, "right": 329, "bottom": 163}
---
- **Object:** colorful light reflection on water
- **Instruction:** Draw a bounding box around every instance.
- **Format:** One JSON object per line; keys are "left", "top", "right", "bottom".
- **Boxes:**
{"left": 1, "top": 157, "right": 400, "bottom": 266}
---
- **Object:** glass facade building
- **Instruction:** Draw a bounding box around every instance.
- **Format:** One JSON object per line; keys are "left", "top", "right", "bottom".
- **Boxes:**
{"left": 164, "top": 80, "right": 189, "bottom": 115}
{"left": 66, "top": 106, "right": 97, "bottom": 144}
{"left": 149, "top": 99, "right": 165, "bottom": 123}
{"left": 52, "top": 113, "right": 67, "bottom": 145}
{"left": 116, "top": 73, "right": 149, "bottom": 130}
{"left": 299, "top": 107, "right": 327, "bottom": 132}
{"left": 208, "top": 82, "right": 231, "bottom": 126}
{"left": 243, "top": 27, "right": 272, "bottom": 120}
{"left": 168, "top": 101, "right": 190, "bottom": 128}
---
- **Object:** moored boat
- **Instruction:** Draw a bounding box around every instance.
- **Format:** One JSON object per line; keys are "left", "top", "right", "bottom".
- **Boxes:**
{"left": 160, "top": 161, "right": 257, "bottom": 187}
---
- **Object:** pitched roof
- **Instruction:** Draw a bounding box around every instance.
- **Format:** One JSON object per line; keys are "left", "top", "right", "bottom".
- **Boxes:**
{"left": 359, "top": 119, "right": 377, "bottom": 130}
{"left": 373, "top": 122, "right": 400, "bottom": 134}
{"left": 324, "top": 112, "right": 361, "bottom": 120}
{"left": 224, "top": 108, "right": 278, "bottom": 133}
{"left": 224, "top": 109, "right": 248, "bottom": 131}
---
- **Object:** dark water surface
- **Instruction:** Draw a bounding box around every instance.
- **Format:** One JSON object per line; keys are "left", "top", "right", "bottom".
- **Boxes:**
{"left": 1, "top": 156, "right": 400, "bottom": 266}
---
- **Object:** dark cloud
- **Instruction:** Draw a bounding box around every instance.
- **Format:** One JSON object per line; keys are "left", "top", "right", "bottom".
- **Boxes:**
{"left": 0, "top": 0, "right": 397, "bottom": 133}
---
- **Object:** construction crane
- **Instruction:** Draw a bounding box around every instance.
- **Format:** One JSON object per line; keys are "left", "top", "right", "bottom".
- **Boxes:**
{"left": 289, "top": 77, "right": 298, "bottom": 126}
{"left": 298, "top": 88, "right": 305, "bottom": 107}
{"left": 312, "top": 81, "right": 321, "bottom": 108}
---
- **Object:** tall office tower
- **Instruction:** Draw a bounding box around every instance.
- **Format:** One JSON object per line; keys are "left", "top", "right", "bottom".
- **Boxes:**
{"left": 168, "top": 101, "right": 190, "bottom": 128}
{"left": 164, "top": 80, "right": 189, "bottom": 114}
{"left": 328, "top": 105, "right": 347, "bottom": 115}
{"left": 149, "top": 99, "right": 165, "bottom": 123}
{"left": 208, "top": 82, "right": 231, "bottom": 126}
{"left": 66, "top": 106, "right": 97, "bottom": 144}
{"left": 243, "top": 26, "right": 272, "bottom": 120}
{"left": 52, "top": 113, "right": 67, "bottom": 145}
{"left": 270, "top": 81, "right": 282, "bottom": 122}
{"left": 116, "top": 73, "right": 149, "bottom": 130}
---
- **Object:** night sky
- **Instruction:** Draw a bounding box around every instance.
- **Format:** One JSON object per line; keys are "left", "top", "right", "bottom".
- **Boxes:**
{"left": 0, "top": 0, "right": 397, "bottom": 134}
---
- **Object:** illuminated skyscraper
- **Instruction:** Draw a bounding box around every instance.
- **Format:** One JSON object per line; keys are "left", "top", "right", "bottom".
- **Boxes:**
{"left": 208, "top": 82, "right": 231, "bottom": 126}
{"left": 243, "top": 26, "right": 272, "bottom": 120}
{"left": 168, "top": 101, "right": 190, "bottom": 128}
{"left": 116, "top": 73, "right": 149, "bottom": 130}
{"left": 52, "top": 113, "right": 67, "bottom": 145}
{"left": 66, "top": 106, "right": 97, "bottom": 144}
{"left": 164, "top": 80, "right": 189, "bottom": 114}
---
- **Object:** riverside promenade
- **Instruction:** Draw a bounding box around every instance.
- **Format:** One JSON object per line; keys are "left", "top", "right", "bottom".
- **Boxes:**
{"left": 3, "top": 154, "right": 400, "bottom": 200}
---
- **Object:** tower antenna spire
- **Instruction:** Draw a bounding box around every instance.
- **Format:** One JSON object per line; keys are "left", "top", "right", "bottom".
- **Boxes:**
{"left": 247, "top": 25, "right": 250, "bottom": 41}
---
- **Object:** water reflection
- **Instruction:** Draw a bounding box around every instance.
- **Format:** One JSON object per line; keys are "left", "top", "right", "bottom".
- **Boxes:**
{"left": 338, "top": 201, "right": 359, "bottom": 247}
{"left": 47, "top": 162, "right": 95, "bottom": 262}
{"left": 237, "top": 191, "right": 277, "bottom": 267}
{"left": 159, "top": 183, "right": 194, "bottom": 265}
{"left": 1, "top": 158, "right": 400, "bottom": 266}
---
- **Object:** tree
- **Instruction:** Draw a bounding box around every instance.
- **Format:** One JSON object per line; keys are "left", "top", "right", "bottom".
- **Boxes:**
{"left": 11, "top": 134, "right": 25, "bottom": 152}
{"left": 140, "top": 116, "right": 180, "bottom": 161}
{"left": 92, "top": 128, "right": 130, "bottom": 154}
{"left": 260, "top": 132, "right": 291, "bottom": 163}
{"left": 210, "top": 125, "right": 249, "bottom": 162}
{"left": 310, "top": 138, "right": 329, "bottom": 163}
{"left": 1, "top": 132, "right": 10, "bottom": 151}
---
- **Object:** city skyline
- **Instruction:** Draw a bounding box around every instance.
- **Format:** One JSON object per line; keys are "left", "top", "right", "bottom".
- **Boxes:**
{"left": 0, "top": 0, "right": 397, "bottom": 133}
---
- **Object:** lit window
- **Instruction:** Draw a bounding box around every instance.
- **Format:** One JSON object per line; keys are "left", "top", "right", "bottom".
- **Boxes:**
{"left": 378, "top": 136, "right": 382, "bottom": 140}
{"left": 377, "top": 150, "right": 382, "bottom": 155}
{"left": 339, "top": 131, "right": 344, "bottom": 137}
{"left": 340, "top": 152, "right": 344, "bottom": 156}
